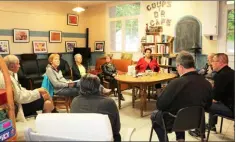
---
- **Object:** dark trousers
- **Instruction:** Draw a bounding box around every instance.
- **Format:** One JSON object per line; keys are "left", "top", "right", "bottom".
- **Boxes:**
{"left": 151, "top": 110, "right": 185, "bottom": 142}
{"left": 208, "top": 102, "right": 233, "bottom": 126}
{"left": 106, "top": 78, "right": 122, "bottom": 95}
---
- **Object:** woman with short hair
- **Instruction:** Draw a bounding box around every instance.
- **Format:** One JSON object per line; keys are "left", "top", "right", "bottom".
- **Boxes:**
{"left": 71, "top": 74, "right": 121, "bottom": 142}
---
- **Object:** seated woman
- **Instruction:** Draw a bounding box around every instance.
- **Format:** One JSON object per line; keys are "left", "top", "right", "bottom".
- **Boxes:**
{"left": 70, "top": 74, "right": 121, "bottom": 142}
{"left": 135, "top": 48, "right": 160, "bottom": 73}
{"left": 46, "top": 54, "right": 79, "bottom": 97}
{"left": 101, "top": 54, "right": 125, "bottom": 101}
{"left": 46, "top": 54, "right": 110, "bottom": 96}
{"left": 72, "top": 53, "right": 88, "bottom": 80}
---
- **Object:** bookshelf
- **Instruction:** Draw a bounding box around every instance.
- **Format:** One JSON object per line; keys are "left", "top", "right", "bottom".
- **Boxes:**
{"left": 0, "top": 57, "right": 17, "bottom": 141}
{"left": 141, "top": 26, "right": 176, "bottom": 73}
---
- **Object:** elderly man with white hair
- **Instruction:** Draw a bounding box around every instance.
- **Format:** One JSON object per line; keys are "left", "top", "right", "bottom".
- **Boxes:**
{"left": 0, "top": 55, "right": 54, "bottom": 122}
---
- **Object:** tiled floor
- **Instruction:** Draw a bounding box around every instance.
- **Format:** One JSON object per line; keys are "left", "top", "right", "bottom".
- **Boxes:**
{"left": 16, "top": 90, "right": 235, "bottom": 141}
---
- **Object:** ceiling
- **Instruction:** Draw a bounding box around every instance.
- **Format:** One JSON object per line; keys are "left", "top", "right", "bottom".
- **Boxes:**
{"left": 59, "top": 1, "right": 109, "bottom": 8}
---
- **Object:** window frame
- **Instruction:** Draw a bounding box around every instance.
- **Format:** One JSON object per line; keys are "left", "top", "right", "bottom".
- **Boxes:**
{"left": 226, "top": 4, "right": 234, "bottom": 54}
{"left": 106, "top": 1, "right": 141, "bottom": 53}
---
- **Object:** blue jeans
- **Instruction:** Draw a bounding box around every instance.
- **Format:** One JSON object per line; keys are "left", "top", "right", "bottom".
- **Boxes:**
{"left": 208, "top": 102, "right": 233, "bottom": 126}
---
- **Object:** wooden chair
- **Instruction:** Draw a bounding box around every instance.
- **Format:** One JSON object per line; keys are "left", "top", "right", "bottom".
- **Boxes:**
{"left": 52, "top": 95, "right": 72, "bottom": 113}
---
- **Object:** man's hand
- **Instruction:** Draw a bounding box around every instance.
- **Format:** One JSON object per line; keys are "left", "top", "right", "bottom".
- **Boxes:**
{"left": 212, "top": 99, "right": 218, "bottom": 103}
{"left": 41, "top": 92, "right": 51, "bottom": 101}
{"left": 37, "top": 88, "right": 47, "bottom": 94}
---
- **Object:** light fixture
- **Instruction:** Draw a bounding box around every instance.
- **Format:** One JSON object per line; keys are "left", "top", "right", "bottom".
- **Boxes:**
{"left": 72, "top": 7, "right": 85, "bottom": 13}
{"left": 72, "top": 1, "right": 85, "bottom": 13}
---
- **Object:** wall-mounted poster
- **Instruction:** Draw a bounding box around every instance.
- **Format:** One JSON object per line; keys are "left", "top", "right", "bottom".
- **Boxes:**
{"left": 33, "top": 41, "right": 47, "bottom": 53}
{"left": 65, "top": 41, "right": 77, "bottom": 52}
{"left": 49, "top": 30, "right": 62, "bottom": 43}
{"left": 67, "top": 14, "right": 78, "bottom": 26}
{"left": 13, "top": 29, "right": 30, "bottom": 43}
{"left": 94, "top": 41, "right": 105, "bottom": 52}
{"left": 0, "top": 40, "right": 10, "bottom": 54}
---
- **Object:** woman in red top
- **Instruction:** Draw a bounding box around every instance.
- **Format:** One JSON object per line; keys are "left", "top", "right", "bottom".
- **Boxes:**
{"left": 135, "top": 48, "right": 160, "bottom": 73}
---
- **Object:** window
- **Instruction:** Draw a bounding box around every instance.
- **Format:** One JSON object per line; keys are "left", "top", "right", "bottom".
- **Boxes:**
{"left": 108, "top": 2, "right": 140, "bottom": 52}
{"left": 175, "top": 16, "right": 201, "bottom": 53}
{"left": 226, "top": 5, "right": 234, "bottom": 53}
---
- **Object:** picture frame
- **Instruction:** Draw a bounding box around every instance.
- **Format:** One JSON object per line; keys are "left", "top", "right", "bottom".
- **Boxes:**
{"left": 67, "top": 14, "right": 78, "bottom": 26}
{"left": 13, "top": 29, "right": 30, "bottom": 43}
{"left": 65, "top": 41, "right": 77, "bottom": 52}
{"left": 0, "top": 40, "right": 10, "bottom": 55}
{"left": 49, "top": 31, "right": 62, "bottom": 43}
{"left": 33, "top": 41, "right": 47, "bottom": 54}
{"left": 94, "top": 41, "right": 105, "bottom": 52}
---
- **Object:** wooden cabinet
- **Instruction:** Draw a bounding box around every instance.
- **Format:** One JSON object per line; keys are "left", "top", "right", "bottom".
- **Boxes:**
{"left": 202, "top": 1, "right": 219, "bottom": 35}
{"left": 0, "top": 57, "right": 17, "bottom": 141}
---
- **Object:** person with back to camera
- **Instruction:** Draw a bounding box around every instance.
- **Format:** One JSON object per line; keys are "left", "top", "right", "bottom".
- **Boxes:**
{"left": 101, "top": 54, "right": 125, "bottom": 101}
{"left": 151, "top": 51, "right": 212, "bottom": 142}
{"left": 70, "top": 74, "right": 121, "bottom": 141}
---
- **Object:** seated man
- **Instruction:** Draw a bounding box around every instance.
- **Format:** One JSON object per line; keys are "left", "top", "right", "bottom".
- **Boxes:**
{"left": 150, "top": 51, "right": 212, "bottom": 142}
{"left": 70, "top": 74, "right": 121, "bottom": 142}
{"left": 0, "top": 55, "right": 54, "bottom": 122}
{"left": 208, "top": 53, "right": 234, "bottom": 130}
{"left": 198, "top": 53, "right": 216, "bottom": 79}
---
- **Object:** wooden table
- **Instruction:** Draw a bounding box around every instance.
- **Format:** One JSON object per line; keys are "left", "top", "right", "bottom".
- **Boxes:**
{"left": 115, "top": 72, "right": 177, "bottom": 117}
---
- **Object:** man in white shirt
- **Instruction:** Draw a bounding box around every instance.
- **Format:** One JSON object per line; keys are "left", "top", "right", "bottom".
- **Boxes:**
{"left": 0, "top": 55, "right": 54, "bottom": 122}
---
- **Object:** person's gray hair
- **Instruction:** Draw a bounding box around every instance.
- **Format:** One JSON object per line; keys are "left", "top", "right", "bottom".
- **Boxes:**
{"left": 176, "top": 51, "right": 195, "bottom": 69}
{"left": 79, "top": 74, "right": 100, "bottom": 96}
{"left": 3, "top": 55, "right": 19, "bottom": 69}
{"left": 74, "top": 54, "right": 82, "bottom": 60}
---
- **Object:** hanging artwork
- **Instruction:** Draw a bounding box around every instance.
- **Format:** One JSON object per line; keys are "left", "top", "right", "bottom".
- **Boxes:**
{"left": 67, "top": 14, "right": 78, "bottom": 26}
{"left": 33, "top": 41, "right": 47, "bottom": 53}
{"left": 0, "top": 40, "right": 10, "bottom": 54}
{"left": 13, "top": 29, "right": 30, "bottom": 43}
{"left": 65, "top": 41, "right": 77, "bottom": 52}
{"left": 49, "top": 31, "right": 62, "bottom": 43}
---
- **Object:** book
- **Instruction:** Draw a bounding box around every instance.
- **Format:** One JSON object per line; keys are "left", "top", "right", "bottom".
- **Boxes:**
{"left": 0, "top": 119, "right": 12, "bottom": 133}
{"left": 0, "top": 127, "right": 15, "bottom": 141}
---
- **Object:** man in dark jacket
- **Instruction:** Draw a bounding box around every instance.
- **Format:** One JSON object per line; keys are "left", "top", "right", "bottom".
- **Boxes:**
{"left": 207, "top": 53, "right": 235, "bottom": 130}
{"left": 151, "top": 51, "right": 212, "bottom": 142}
{"left": 70, "top": 74, "right": 121, "bottom": 142}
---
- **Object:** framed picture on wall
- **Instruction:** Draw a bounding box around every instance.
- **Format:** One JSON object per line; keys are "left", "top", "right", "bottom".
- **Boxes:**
{"left": 65, "top": 41, "right": 77, "bottom": 52}
{"left": 13, "top": 29, "right": 30, "bottom": 43}
{"left": 67, "top": 14, "right": 78, "bottom": 26}
{"left": 0, "top": 40, "right": 10, "bottom": 54}
{"left": 94, "top": 41, "right": 105, "bottom": 52}
{"left": 33, "top": 41, "right": 47, "bottom": 53}
{"left": 49, "top": 30, "right": 62, "bottom": 43}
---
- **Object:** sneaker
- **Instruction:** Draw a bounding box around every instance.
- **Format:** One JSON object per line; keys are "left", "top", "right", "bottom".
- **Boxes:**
{"left": 205, "top": 124, "right": 217, "bottom": 132}
{"left": 119, "top": 94, "right": 125, "bottom": 101}
{"left": 188, "top": 129, "right": 201, "bottom": 137}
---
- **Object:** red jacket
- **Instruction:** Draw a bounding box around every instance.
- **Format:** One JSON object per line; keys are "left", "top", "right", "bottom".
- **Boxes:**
{"left": 135, "top": 57, "right": 160, "bottom": 73}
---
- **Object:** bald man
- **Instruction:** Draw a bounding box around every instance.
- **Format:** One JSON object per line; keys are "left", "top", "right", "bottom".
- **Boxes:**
{"left": 207, "top": 53, "right": 235, "bottom": 131}
{"left": 0, "top": 55, "right": 54, "bottom": 122}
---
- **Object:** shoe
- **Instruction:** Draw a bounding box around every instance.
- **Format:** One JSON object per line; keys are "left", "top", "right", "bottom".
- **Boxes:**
{"left": 103, "top": 88, "right": 112, "bottom": 94}
{"left": 205, "top": 124, "right": 217, "bottom": 132}
{"left": 52, "top": 108, "right": 59, "bottom": 113}
{"left": 119, "top": 94, "right": 125, "bottom": 101}
{"left": 188, "top": 129, "right": 201, "bottom": 137}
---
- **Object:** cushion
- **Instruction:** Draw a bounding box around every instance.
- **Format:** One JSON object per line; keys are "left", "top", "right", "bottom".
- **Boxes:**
{"left": 35, "top": 113, "right": 113, "bottom": 141}
{"left": 121, "top": 53, "right": 133, "bottom": 60}
{"left": 37, "top": 59, "right": 48, "bottom": 75}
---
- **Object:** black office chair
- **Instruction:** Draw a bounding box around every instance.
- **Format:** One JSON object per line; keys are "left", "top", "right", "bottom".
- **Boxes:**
{"left": 149, "top": 106, "right": 205, "bottom": 142}
{"left": 206, "top": 114, "right": 234, "bottom": 141}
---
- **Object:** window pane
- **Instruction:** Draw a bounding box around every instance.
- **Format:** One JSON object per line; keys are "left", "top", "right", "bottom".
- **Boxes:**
{"left": 125, "top": 19, "right": 139, "bottom": 52}
{"left": 109, "top": 3, "right": 140, "bottom": 18}
{"left": 227, "top": 9, "right": 235, "bottom": 53}
{"left": 110, "top": 21, "right": 122, "bottom": 51}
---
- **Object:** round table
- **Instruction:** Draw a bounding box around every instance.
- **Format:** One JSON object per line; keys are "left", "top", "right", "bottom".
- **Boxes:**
{"left": 115, "top": 72, "right": 177, "bottom": 117}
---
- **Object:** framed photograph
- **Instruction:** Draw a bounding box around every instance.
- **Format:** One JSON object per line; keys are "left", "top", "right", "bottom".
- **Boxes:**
{"left": 13, "top": 29, "right": 30, "bottom": 43}
{"left": 94, "top": 41, "right": 105, "bottom": 52}
{"left": 0, "top": 40, "right": 10, "bottom": 54}
{"left": 49, "top": 31, "right": 62, "bottom": 43}
{"left": 67, "top": 14, "right": 78, "bottom": 26}
{"left": 33, "top": 41, "right": 47, "bottom": 53}
{"left": 65, "top": 41, "right": 77, "bottom": 52}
